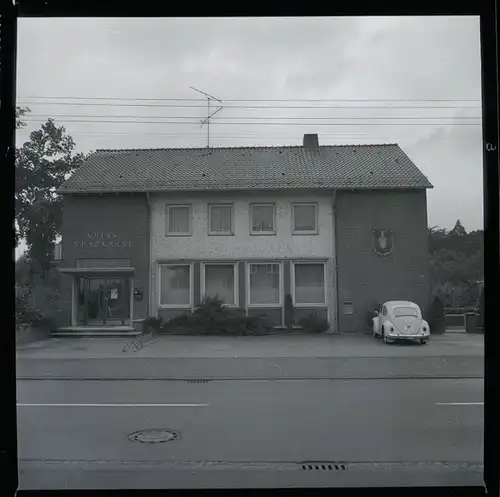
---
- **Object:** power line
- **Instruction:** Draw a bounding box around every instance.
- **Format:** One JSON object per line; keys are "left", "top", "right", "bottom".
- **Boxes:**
{"left": 24, "top": 113, "right": 482, "bottom": 121}
{"left": 21, "top": 118, "right": 481, "bottom": 126}
{"left": 16, "top": 101, "right": 481, "bottom": 110}
{"left": 18, "top": 95, "right": 481, "bottom": 103}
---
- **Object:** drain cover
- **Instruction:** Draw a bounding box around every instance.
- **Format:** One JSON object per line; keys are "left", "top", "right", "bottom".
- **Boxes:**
{"left": 301, "top": 463, "right": 348, "bottom": 471}
{"left": 128, "top": 429, "right": 180, "bottom": 444}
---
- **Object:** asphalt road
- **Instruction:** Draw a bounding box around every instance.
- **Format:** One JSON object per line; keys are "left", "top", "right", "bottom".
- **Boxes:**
{"left": 17, "top": 377, "right": 484, "bottom": 489}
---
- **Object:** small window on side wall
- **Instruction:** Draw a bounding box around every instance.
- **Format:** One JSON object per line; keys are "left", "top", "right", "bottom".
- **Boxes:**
{"left": 166, "top": 205, "right": 191, "bottom": 236}
{"left": 293, "top": 203, "right": 318, "bottom": 234}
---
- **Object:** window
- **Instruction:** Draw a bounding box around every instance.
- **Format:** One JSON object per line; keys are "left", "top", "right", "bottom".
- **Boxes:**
{"left": 203, "top": 264, "right": 236, "bottom": 305}
{"left": 209, "top": 204, "right": 233, "bottom": 235}
{"left": 293, "top": 203, "right": 318, "bottom": 233}
{"left": 393, "top": 307, "right": 418, "bottom": 318}
{"left": 293, "top": 262, "right": 326, "bottom": 305}
{"left": 159, "top": 264, "right": 191, "bottom": 306}
{"left": 248, "top": 263, "right": 280, "bottom": 305}
{"left": 250, "top": 203, "right": 275, "bottom": 234}
{"left": 166, "top": 205, "right": 191, "bottom": 235}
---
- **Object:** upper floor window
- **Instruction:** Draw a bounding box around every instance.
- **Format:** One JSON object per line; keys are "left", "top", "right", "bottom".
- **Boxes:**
{"left": 292, "top": 203, "right": 318, "bottom": 234}
{"left": 166, "top": 204, "right": 192, "bottom": 236}
{"left": 250, "top": 203, "right": 276, "bottom": 234}
{"left": 209, "top": 204, "right": 233, "bottom": 235}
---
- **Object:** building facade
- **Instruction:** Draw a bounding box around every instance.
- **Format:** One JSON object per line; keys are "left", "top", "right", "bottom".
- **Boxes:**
{"left": 55, "top": 135, "right": 433, "bottom": 334}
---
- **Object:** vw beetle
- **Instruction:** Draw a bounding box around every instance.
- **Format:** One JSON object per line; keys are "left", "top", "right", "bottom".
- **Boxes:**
{"left": 372, "top": 301, "right": 430, "bottom": 344}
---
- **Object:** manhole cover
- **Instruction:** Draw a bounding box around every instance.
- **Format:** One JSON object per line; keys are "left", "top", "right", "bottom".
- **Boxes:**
{"left": 128, "top": 429, "right": 180, "bottom": 444}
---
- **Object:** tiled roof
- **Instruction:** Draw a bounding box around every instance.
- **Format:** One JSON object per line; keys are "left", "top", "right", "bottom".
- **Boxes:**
{"left": 58, "top": 144, "right": 433, "bottom": 193}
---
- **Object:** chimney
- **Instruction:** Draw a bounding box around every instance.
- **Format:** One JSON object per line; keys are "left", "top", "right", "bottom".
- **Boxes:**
{"left": 303, "top": 133, "right": 319, "bottom": 152}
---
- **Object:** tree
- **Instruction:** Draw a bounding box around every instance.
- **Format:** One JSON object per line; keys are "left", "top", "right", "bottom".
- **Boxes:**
{"left": 428, "top": 222, "right": 483, "bottom": 308}
{"left": 16, "top": 106, "right": 30, "bottom": 129}
{"left": 15, "top": 114, "right": 86, "bottom": 280}
{"left": 449, "top": 219, "right": 467, "bottom": 236}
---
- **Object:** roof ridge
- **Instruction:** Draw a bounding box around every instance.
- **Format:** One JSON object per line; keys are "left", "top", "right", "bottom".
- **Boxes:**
{"left": 95, "top": 143, "right": 399, "bottom": 153}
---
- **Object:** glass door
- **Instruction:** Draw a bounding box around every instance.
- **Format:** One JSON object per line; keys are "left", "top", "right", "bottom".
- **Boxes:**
{"left": 105, "top": 278, "right": 130, "bottom": 325}
{"left": 77, "top": 277, "right": 131, "bottom": 326}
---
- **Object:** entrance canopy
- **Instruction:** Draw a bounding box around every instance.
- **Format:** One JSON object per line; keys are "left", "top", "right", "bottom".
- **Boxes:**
{"left": 59, "top": 267, "right": 134, "bottom": 277}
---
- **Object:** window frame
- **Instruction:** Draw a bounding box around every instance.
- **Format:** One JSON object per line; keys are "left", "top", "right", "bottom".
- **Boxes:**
{"left": 247, "top": 261, "right": 283, "bottom": 307}
{"left": 249, "top": 202, "right": 276, "bottom": 235}
{"left": 158, "top": 263, "right": 194, "bottom": 309}
{"left": 291, "top": 261, "right": 327, "bottom": 306}
{"left": 201, "top": 262, "right": 238, "bottom": 307}
{"left": 165, "top": 204, "right": 192, "bottom": 237}
{"left": 208, "top": 203, "right": 234, "bottom": 236}
{"left": 292, "top": 202, "right": 319, "bottom": 235}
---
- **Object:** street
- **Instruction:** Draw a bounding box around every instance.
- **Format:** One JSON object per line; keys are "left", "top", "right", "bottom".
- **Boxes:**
{"left": 17, "top": 376, "right": 484, "bottom": 489}
{"left": 16, "top": 333, "right": 485, "bottom": 489}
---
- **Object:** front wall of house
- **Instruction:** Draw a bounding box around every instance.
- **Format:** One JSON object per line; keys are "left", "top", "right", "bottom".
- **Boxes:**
{"left": 150, "top": 191, "right": 335, "bottom": 327}
{"left": 335, "top": 190, "right": 431, "bottom": 333}
{"left": 59, "top": 194, "right": 150, "bottom": 325}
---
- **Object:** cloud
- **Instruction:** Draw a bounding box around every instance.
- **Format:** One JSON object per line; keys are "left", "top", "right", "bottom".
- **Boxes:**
{"left": 16, "top": 16, "right": 483, "bottom": 230}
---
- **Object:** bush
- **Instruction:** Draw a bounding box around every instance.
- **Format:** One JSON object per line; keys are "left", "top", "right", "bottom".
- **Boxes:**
{"left": 298, "top": 313, "right": 330, "bottom": 334}
{"left": 142, "top": 316, "right": 163, "bottom": 334}
{"left": 160, "top": 296, "right": 272, "bottom": 336}
{"left": 476, "top": 286, "right": 485, "bottom": 328}
{"left": 425, "top": 296, "right": 446, "bottom": 334}
{"left": 365, "top": 302, "right": 382, "bottom": 331}
{"left": 284, "top": 293, "right": 295, "bottom": 332}
{"left": 15, "top": 283, "right": 63, "bottom": 330}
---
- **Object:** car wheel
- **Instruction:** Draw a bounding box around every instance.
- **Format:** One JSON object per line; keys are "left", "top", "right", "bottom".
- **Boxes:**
{"left": 382, "top": 327, "right": 391, "bottom": 344}
{"left": 420, "top": 339, "right": 429, "bottom": 345}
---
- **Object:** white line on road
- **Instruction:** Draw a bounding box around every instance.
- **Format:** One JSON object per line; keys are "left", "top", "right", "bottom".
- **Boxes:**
{"left": 17, "top": 403, "right": 209, "bottom": 407}
{"left": 436, "top": 402, "right": 484, "bottom": 406}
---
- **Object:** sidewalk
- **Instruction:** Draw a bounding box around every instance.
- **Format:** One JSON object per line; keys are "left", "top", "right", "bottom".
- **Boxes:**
{"left": 16, "top": 333, "right": 484, "bottom": 359}
{"left": 16, "top": 334, "right": 484, "bottom": 380}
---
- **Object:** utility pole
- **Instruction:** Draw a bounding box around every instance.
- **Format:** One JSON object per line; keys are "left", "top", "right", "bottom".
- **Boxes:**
{"left": 190, "top": 86, "right": 223, "bottom": 148}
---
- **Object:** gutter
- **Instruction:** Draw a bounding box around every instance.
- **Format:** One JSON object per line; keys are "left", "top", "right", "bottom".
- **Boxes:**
{"left": 145, "top": 191, "right": 155, "bottom": 318}
{"left": 332, "top": 190, "right": 340, "bottom": 333}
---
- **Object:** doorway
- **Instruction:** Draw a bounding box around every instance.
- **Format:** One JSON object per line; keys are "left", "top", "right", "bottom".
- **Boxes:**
{"left": 77, "top": 277, "right": 131, "bottom": 326}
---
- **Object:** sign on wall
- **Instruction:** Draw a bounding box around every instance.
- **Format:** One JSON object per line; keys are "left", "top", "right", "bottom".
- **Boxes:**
{"left": 372, "top": 229, "right": 394, "bottom": 257}
{"left": 73, "top": 232, "right": 132, "bottom": 249}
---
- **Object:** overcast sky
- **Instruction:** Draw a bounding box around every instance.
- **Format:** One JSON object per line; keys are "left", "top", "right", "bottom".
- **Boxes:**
{"left": 15, "top": 16, "right": 483, "bottom": 258}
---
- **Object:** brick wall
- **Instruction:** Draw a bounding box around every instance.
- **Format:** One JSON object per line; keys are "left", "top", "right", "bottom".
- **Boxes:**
{"left": 335, "top": 189, "right": 430, "bottom": 333}
{"left": 59, "top": 193, "right": 150, "bottom": 325}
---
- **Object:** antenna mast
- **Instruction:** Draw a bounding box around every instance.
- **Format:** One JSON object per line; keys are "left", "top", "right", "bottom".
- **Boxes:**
{"left": 190, "top": 86, "right": 223, "bottom": 148}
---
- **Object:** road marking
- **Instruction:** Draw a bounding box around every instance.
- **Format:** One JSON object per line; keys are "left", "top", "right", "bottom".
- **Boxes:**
{"left": 17, "top": 403, "right": 209, "bottom": 407}
{"left": 436, "top": 402, "right": 483, "bottom": 406}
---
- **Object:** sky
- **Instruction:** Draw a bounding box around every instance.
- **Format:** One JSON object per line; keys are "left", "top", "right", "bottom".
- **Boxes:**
{"left": 15, "top": 16, "right": 483, "bottom": 259}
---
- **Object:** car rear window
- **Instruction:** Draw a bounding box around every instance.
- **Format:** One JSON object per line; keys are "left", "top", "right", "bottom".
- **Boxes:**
{"left": 393, "top": 307, "right": 419, "bottom": 318}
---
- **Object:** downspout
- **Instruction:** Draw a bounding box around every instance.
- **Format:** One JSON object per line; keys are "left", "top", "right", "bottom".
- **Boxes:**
{"left": 146, "top": 191, "right": 155, "bottom": 318}
{"left": 332, "top": 190, "right": 340, "bottom": 333}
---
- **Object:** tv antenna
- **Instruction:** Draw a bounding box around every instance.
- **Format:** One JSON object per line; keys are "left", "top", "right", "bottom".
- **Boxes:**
{"left": 190, "top": 86, "right": 223, "bottom": 148}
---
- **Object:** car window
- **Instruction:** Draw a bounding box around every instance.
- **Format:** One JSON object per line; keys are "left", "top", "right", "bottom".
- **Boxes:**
{"left": 393, "top": 307, "right": 419, "bottom": 318}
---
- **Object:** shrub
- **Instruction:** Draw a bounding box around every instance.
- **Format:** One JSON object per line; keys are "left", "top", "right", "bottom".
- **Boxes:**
{"left": 476, "top": 286, "right": 485, "bottom": 328}
{"left": 284, "top": 293, "right": 295, "bottom": 332}
{"left": 142, "top": 316, "right": 163, "bottom": 334}
{"left": 365, "top": 302, "right": 382, "bottom": 331}
{"left": 425, "top": 296, "right": 446, "bottom": 334}
{"left": 160, "top": 297, "right": 272, "bottom": 335}
{"left": 298, "top": 313, "right": 330, "bottom": 334}
{"left": 15, "top": 283, "right": 63, "bottom": 330}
